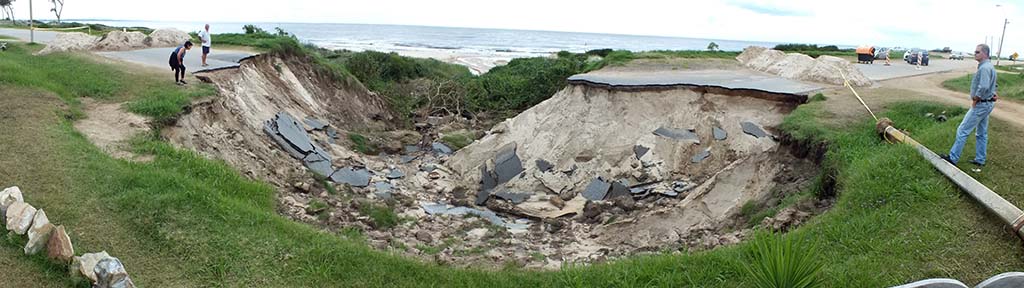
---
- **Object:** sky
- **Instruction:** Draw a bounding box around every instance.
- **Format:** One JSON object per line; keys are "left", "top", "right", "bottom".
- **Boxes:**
{"left": 6, "top": 0, "right": 1024, "bottom": 55}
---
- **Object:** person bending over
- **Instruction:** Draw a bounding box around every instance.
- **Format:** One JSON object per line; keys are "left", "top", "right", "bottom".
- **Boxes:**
{"left": 168, "top": 41, "right": 193, "bottom": 85}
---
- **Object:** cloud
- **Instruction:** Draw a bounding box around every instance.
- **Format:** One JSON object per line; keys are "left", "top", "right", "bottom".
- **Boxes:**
{"left": 729, "top": 1, "right": 811, "bottom": 17}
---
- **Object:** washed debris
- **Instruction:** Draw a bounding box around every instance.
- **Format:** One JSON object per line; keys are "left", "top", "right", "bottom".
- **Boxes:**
{"left": 582, "top": 177, "right": 612, "bottom": 201}
{"left": 304, "top": 117, "right": 328, "bottom": 131}
{"left": 432, "top": 142, "right": 454, "bottom": 155}
{"left": 302, "top": 153, "right": 334, "bottom": 178}
{"left": 330, "top": 167, "right": 372, "bottom": 187}
{"left": 653, "top": 127, "right": 700, "bottom": 144}
{"left": 421, "top": 202, "right": 529, "bottom": 230}
{"left": 713, "top": 127, "right": 728, "bottom": 140}
{"left": 400, "top": 155, "right": 418, "bottom": 164}
{"left": 691, "top": 148, "right": 712, "bottom": 163}
{"left": 633, "top": 145, "right": 650, "bottom": 160}
{"left": 608, "top": 180, "right": 630, "bottom": 199}
{"left": 741, "top": 121, "right": 769, "bottom": 138}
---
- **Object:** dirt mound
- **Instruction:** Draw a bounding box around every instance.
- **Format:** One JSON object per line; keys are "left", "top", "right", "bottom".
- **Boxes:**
{"left": 147, "top": 29, "right": 191, "bottom": 48}
{"left": 737, "top": 46, "right": 872, "bottom": 86}
{"left": 93, "top": 31, "right": 149, "bottom": 51}
{"left": 36, "top": 32, "right": 99, "bottom": 55}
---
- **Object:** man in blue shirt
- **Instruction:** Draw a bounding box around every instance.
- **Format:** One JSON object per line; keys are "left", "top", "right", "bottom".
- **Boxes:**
{"left": 942, "top": 44, "right": 998, "bottom": 167}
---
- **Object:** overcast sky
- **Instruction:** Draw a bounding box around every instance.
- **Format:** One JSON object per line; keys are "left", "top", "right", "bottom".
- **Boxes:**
{"left": 7, "top": 0, "right": 1024, "bottom": 54}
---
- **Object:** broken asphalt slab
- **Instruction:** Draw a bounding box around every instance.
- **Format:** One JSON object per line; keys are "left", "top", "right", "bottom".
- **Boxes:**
{"left": 582, "top": 177, "right": 612, "bottom": 201}
{"left": 713, "top": 127, "right": 727, "bottom": 140}
{"left": 302, "top": 152, "right": 334, "bottom": 177}
{"left": 535, "top": 159, "right": 554, "bottom": 173}
{"left": 741, "top": 121, "right": 769, "bottom": 138}
{"left": 303, "top": 117, "right": 328, "bottom": 131}
{"left": 633, "top": 145, "right": 650, "bottom": 160}
{"left": 691, "top": 148, "right": 711, "bottom": 163}
{"left": 387, "top": 169, "right": 405, "bottom": 179}
{"left": 493, "top": 190, "right": 531, "bottom": 204}
{"left": 330, "top": 167, "right": 372, "bottom": 187}
{"left": 432, "top": 142, "right": 453, "bottom": 155}
{"left": 566, "top": 69, "right": 822, "bottom": 102}
{"left": 653, "top": 127, "right": 700, "bottom": 144}
{"left": 494, "top": 143, "right": 524, "bottom": 184}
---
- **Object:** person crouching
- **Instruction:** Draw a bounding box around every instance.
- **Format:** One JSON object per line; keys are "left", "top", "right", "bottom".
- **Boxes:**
{"left": 169, "top": 41, "right": 193, "bottom": 85}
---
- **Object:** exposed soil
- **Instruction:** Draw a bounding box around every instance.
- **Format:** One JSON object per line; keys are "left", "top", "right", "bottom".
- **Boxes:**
{"left": 73, "top": 99, "right": 151, "bottom": 161}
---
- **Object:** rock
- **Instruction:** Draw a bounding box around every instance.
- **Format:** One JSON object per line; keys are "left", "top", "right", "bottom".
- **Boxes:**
{"left": 713, "top": 127, "right": 728, "bottom": 140}
{"left": 612, "top": 196, "right": 636, "bottom": 211}
{"left": 47, "top": 225, "right": 74, "bottom": 263}
{"left": 303, "top": 117, "right": 329, "bottom": 131}
{"left": 582, "top": 201, "right": 609, "bottom": 221}
{"left": 428, "top": 171, "right": 442, "bottom": 180}
{"left": 494, "top": 143, "right": 524, "bottom": 184}
{"left": 94, "top": 257, "right": 136, "bottom": 288}
{"left": 415, "top": 230, "right": 434, "bottom": 243}
{"left": 535, "top": 159, "right": 554, "bottom": 173}
{"left": 330, "top": 167, "right": 372, "bottom": 187}
{"left": 582, "top": 177, "right": 611, "bottom": 201}
{"left": 0, "top": 186, "right": 24, "bottom": 223}
{"left": 549, "top": 197, "right": 566, "bottom": 209}
{"left": 558, "top": 189, "right": 576, "bottom": 201}
{"left": 387, "top": 169, "right": 406, "bottom": 179}
{"left": 25, "top": 209, "right": 55, "bottom": 255}
{"left": 741, "top": 121, "right": 769, "bottom": 138}
{"left": 493, "top": 190, "right": 531, "bottom": 204}
{"left": 432, "top": 142, "right": 454, "bottom": 155}
{"left": 73, "top": 251, "right": 112, "bottom": 282}
{"left": 653, "top": 127, "right": 700, "bottom": 144}
{"left": 147, "top": 28, "right": 190, "bottom": 48}
{"left": 6, "top": 202, "right": 36, "bottom": 235}
{"left": 633, "top": 145, "right": 650, "bottom": 160}
{"left": 691, "top": 148, "right": 712, "bottom": 163}
{"left": 293, "top": 182, "right": 311, "bottom": 193}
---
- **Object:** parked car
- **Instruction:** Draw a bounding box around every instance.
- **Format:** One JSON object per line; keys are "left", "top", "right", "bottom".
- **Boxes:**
{"left": 906, "top": 49, "right": 930, "bottom": 66}
{"left": 949, "top": 52, "right": 965, "bottom": 60}
{"left": 874, "top": 47, "right": 892, "bottom": 60}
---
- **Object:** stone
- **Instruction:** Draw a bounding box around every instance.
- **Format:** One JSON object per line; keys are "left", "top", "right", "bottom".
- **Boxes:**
{"left": 475, "top": 188, "right": 491, "bottom": 206}
{"left": 303, "top": 117, "right": 328, "bottom": 131}
{"left": 73, "top": 251, "right": 112, "bottom": 282}
{"left": 274, "top": 112, "right": 316, "bottom": 153}
{"left": 326, "top": 127, "right": 339, "bottom": 139}
{"left": 582, "top": 177, "right": 612, "bottom": 201}
{"left": 387, "top": 169, "right": 406, "bottom": 179}
{"left": 419, "top": 202, "right": 528, "bottom": 230}
{"left": 94, "top": 257, "right": 136, "bottom": 288}
{"left": 977, "top": 272, "right": 1024, "bottom": 288}
{"left": 653, "top": 127, "right": 700, "bottom": 144}
{"left": 582, "top": 201, "right": 608, "bottom": 220}
{"left": 404, "top": 145, "right": 420, "bottom": 154}
{"left": 415, "top": 230, "right": 434, "bottom": 243}
{"left": 613, "top": 196, "right": 636, "bottom": 211}
{"left": 373, "top": 181, "right": 393, "bottom": 193}
{"left": 549, "top": 197, "right": 566, "bottom": 209}
{"left": 6, "top": 202, "right": 36, "bottom": 235}
{"left": 535, "top": 159, "right": 554, "bottom": 173}
{"left": 329, "top": 167, "right": 372, "bottom": 187}
{"left": 432, "top": 142, "right": 454, "bottom": 155}
{"left": 558, "top": 189, "right": 576, "bottom": 201}
{"left": 480, "top": 166, "right": 498, "bottom": 192}
{"left": 633, "top": 145, "right": 650, "bottom": 160}
{"left": 494, "top": 143, "right": 524, "bottom": 184}
{"left": 466, "top": 228, "right": 488, "bottom": 240}
{"left": 25, "top": 209, "right": 55, "bottom": 255}
{"left": 0, "top": 186, "right": 24, "bottom": 223}
{"left": 691, "top": 148, "right": 711, "bottom": 163}
{"left": 713, "top": 127, "right": 728, "bottom": 140}
{"left": 493, "top": 190, "right": 531, "bottom": 204}
{"left": 890, "top": 279, "right": 967, "bottom": 288}
{"left": 47, "top": 225, "right": 74, "bottom": 263}
{"left": 741, "top": 121, "right": 769, "bottom": 138}
{"left": 420, "top": 164, "right": 437, "bottom": 172}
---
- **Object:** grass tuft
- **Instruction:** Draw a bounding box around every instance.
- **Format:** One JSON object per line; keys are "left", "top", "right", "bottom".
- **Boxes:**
{"left": 745, "top": 233, "right": 824, "bottom": 288}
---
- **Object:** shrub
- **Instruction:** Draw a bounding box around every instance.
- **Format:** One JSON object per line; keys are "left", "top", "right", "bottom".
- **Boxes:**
{"left": 745, "top": 233, "right": 824, "bottom": 288}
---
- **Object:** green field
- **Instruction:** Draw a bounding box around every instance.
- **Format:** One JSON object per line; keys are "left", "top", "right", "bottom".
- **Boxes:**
{"left": 943, "top": 71, "right": 1024, "bottom": 101}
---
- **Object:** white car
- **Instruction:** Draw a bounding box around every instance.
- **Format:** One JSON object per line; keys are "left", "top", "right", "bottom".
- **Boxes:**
{"left": 949, "top": 53, "right": 965, "bottom": 60}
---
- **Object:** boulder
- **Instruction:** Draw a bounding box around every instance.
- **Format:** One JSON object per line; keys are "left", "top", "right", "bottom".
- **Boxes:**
{"left": 47, "top": 225, "right": 74, "bottom": 263}
{"left": 5, "top": 202, "right": 36, "bottom": 234}
{"left": 148, "top": 28, "right": 191, "bottom": 48}
{"left": 0, "top": 186, "right": 24, "bottom": 222}
{"left": 94, "top": 257, "right": 136, "bottom": 288}
{"left": 25, "top": 209, "right": 55, "bottom": 255}
{"left": 72, "top": 251, "right": 111, "bottom": 282}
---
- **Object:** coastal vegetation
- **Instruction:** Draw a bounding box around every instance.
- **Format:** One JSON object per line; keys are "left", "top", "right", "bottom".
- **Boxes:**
{"left": 773, "top": 43, "right": 857, "bottom": 58}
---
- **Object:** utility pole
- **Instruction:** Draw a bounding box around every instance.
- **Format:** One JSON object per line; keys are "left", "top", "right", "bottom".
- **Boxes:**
{"left": 28, "top": 0, "right": 33, "bottom": 43}
{"left": 997, "top": 18, "right": 1008, "bottom": 65}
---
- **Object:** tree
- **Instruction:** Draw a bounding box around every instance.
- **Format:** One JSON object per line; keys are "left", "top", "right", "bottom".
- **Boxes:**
{"left": 707, "top": 42, "right": 719, "bottom": 52}
{"left": 49, "top": 0, "right": 63, "bottom": 23}
{"left": 0, "top": 0, "right": 14, "bottom": 25}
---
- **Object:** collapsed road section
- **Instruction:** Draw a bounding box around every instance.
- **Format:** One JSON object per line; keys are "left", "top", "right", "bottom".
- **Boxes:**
{"left": 170, "top": 51, "right": 831, "bottom": 269}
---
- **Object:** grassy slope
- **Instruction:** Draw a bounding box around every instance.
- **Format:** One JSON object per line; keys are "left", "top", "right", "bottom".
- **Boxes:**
{"left": 1, "top": 41, "right": 1024, "bottom": 286}
{"left": 942, "top": 71, "right": 1024, "bottom": 101}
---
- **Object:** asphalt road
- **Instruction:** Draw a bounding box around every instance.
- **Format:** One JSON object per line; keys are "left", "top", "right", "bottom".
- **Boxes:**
{"left": 854, "top": 59, "right": 977, "bottom": 81}
{"left": 0, "top": 28, "right": 59, "bottom": 44}
{"left": 568, "top": 69, "right": 825, "bottom": 95}
{"left": 97, "top": 48, "right": 253, "bottom": 73}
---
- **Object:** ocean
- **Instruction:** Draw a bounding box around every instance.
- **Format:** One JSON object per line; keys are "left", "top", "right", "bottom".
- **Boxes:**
{"left": 80, "top": 20, "right": 781, "bottom": 54}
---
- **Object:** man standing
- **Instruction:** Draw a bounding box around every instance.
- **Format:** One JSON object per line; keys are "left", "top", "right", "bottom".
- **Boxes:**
{"left": 942, "top": 44, "right": 998, "bottom": 169}
{"left": 198, "top": 24, "right": 212, "bottom": 67}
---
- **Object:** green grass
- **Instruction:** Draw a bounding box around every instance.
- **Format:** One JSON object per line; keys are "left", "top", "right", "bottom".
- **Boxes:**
{"left": 745, "top": 233, "right": 824, "bottom": 288}
{"left": 358, "top": 202, "right": 403, "bottom": 229}
{"left": 4, "top": 36, "right": 1024, "bottom": 287}
{"left": 441, "top": 132, "right": 475, "bottom": 151}
{"left": 348, "top": 133, "right": 380, "bottom": 155}
{"left": 942, "top": 71, "right": 1024, "bottom": 101}
{"left": 995, "top": 65, "right": 1024, "bottom": 72}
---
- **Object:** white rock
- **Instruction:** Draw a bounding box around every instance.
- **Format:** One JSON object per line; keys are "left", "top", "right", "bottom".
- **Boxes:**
{"left": 5, "top": 202, "right": 36, "bottom": 234}
{"left": 94, "top": 257, "right": 136, "bottom": 288}
{"left": 72, "top": 251, "right": 111, "bottom": 282}
{"left": 25, "top": 209, "right": 54, "bottom": 255}
{"left": 0, "top": 186, "right": 24, "bottom": 222}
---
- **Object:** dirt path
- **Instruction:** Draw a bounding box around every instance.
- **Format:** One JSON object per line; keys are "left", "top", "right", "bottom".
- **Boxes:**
{"left": 73, "top": 99, "right": 151, "bottom": 161}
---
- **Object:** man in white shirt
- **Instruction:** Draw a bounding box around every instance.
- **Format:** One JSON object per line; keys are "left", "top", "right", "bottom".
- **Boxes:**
{"left": 198, "top": 24, "right": 212, "bottom": 67}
